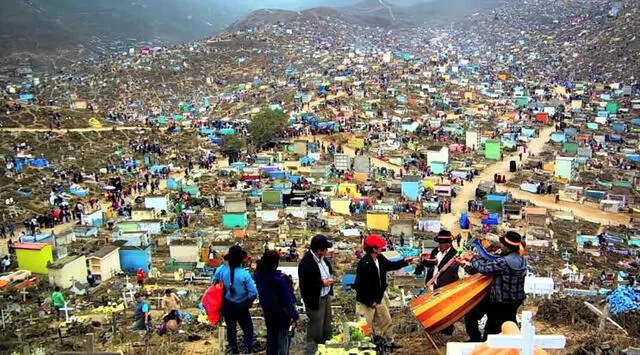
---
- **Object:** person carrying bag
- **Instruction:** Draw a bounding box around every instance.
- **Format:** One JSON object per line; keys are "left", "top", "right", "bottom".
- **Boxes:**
{"left": 212, "top": 245, "right": 258, "bottom": 354}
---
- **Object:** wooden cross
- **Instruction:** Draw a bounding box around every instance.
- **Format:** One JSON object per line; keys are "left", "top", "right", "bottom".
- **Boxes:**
{"left": 58, "top": 334, "right": 121, "bottom": 355}
{"left": 151, "top": 292, "right": 164, "bottom": 310}
{"left": 486, "top": 311, "right": 566, "bottom": 355}
{"left": 60, "top": 302, "right": 74, "bottom": 322}
{"left": 0, "top": 307, "right": 11, "bottom": 330}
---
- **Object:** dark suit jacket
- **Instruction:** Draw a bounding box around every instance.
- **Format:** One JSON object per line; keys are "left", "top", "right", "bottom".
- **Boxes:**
{"left": 354, "top": 253, "right": 408, "bottom": 307}
{"left": 298, "top": 251, "right": 333, "bottom": 311}
{"left": 424, "top": 247, "right": 459, "bottom": 288}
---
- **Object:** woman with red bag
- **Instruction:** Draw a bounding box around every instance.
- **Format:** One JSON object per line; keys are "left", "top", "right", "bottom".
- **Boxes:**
{"left": 211, "top": 246, "right": 258, "bottom": 354}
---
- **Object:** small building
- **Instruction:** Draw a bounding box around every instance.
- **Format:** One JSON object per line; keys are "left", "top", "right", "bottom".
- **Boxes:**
{"left": 465, "top": 130, "right": 480, "bottom": 151}
{"left": 144, "top": 194, "right": 169, "bottom": 213}
{"left": 87, "top": 245, "right": 121, "bottom": 283}
{"left": 366, "top": 213, "right": 390, "bottom": 232}
{"left": 114, "top": 220, "right": 163, "bottom": 235}
{"left": 401, "top": 175, "right": 422, "bottom": 201}
{"left": 14, "top": 243, "right": 53, "bottom": 274}
{"left": 426, "top": 145, "right": 449, "bottom": 166}
{"left": 262, "top": 190, "right": 284, "bottom": 208}
{"left": 554, "top": 156, "right": 578, "bottom": 180}
{"left": 524, "top": 207, "right": 548, "bottom": 238}
{"left": 112, "top": 230, "right": 151, "bottom": 247}
{"left": 222, "top": 213, "right": 249, "bottom": 229}
{"left": 390, "top": 220, "right": 414, "bottom": 238}
{"left": 48, "top": 255, "right": 88, "bottom": 289}
{"left": 225, "top": 198, "right": 247, "bottom": 213}
{"left": 169, "top": 239, "right": 200, "bottom": 263}
{"left": 484, "top": 140, "right": 501, "bottom": 160}
{"left": 117, "top": 243, "right": 152, "bottom": 273}
{"left": 429, "top": 161, "right": 447, "bottom": 175}
{"left": 131, "top": 208, "right": 156, "bottom": 221}
{"left": 82, "top": 208, "right": 105, "bottom": 227}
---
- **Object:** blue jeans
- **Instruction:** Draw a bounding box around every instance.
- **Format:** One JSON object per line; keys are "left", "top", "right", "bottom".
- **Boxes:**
{"left": 265, "top": 316, "right": 290, "bottom": 355}
{"left": 223, "top": 300, "right": 254, "bottom": 354}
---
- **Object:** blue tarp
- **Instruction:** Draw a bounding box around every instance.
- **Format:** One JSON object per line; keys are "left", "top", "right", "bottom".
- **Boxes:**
{"left": 199, "top": 127, "right": 214, "bottom": 135}
{"left": 486, "top": 194, "right": 509, "bottom": 203}
{"left": 269, "top": 171, "right": 287, "bottom": 179}
{"left": 70, "top": 186, "right": 89, "bottom": 197}
{"left": 28, "top": 158, "right": 49, "bottom": 167}
{"left": 232, "top": 162, "right": 246, "bottom": 170}
{"left": 482, "top": 214, "right": 500, "bottom": 225}
{"left": 625, "top": 154, "right": 640, "bottom": 162}
{"left": 520, "top": 183, "right": 540, "bottom": 193}
{"left": 299, "top": 157, "right": 314, "bottom": 165}
{"left": 19, "top": 93, "right": 35, "bottom": 101}
{"left": 612, "top": 122, "right": 626, "bottom": 133}
{"left": 149, "top": 165, "right": 166, "bottom": 173}
{"left": 287, "top": 175, "right": 303, "bottom": 183}
{"left": 460, "top": 212, "right": 470, "bottom": 229}
{"left": 342, "top": 274, "right": 356, "bottom": 291}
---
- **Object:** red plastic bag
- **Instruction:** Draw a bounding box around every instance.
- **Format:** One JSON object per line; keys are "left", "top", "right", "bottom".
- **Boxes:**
{"left": 202, "top": 281, "right": 224, "bottom": 325}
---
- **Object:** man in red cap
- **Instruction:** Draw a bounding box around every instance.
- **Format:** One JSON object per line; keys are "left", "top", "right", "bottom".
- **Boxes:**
{"left": 354, "top": 234, "right": 415, "bottom": 348}
{"left": 421, "top": 230, "right": 459, "bottom": 335}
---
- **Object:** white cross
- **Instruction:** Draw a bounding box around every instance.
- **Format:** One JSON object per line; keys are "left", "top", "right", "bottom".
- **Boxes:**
{"left": 122, "top": 288, "right": 135, "bottom": 308}
{"left": 123, "top": 274, "right": 131, "bottom": 287}
{"left": 20, "top": 288, "right": 29, "bottom": 302}
{"left": 60, "top": 301, "right": 74, "bottom": 322}
{"left": 486, "top": 311, "right": 566, "bottom": 355}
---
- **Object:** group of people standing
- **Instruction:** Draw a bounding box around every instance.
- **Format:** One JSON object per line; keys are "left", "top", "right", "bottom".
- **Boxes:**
{"left": 128, "top": 229, "right": 526, "bottom": 354}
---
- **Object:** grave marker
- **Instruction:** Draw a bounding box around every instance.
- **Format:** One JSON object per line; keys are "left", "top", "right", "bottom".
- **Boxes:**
{"left": 486, "top": 312, "right": 565, "bottom": 355}
{"left": 60, "top": 302, "right": 74, "bottom": 322}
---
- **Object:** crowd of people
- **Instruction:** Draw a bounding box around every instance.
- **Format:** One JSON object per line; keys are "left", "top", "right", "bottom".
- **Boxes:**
{"left": 125, "top": 231, "right": 525, "bottom": 354}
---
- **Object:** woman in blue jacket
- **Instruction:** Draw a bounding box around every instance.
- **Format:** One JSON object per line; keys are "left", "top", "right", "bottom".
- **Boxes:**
{"left": 255, "top": 250, "right": 300, "bottom": 355}
{"left": 212, "top": 245, "right": 258, "bottom": 354}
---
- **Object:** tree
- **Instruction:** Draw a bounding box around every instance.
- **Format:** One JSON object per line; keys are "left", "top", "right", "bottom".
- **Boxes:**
{"left": 221, "top": 135, "right": 246, "bottom": 163}
{"left": 248, "top": 107, "right": 288, "bottom": 146}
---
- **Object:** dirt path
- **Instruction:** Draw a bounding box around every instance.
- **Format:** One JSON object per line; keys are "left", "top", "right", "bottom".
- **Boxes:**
{"left": 441, "top": 126, "right": 556, "bottom": 234}
{"left": 499, "top": 186, "right": 630, "bottom": 226}
{"left": 0, "top": 126, "right": 141, "bottom": 133}
{"left": 441, "top": 125, "right": 629, "bottom": 233}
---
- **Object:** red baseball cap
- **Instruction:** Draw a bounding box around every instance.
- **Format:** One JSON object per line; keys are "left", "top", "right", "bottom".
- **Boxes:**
{"left": 364, "top": 234, "right": 387, "bottom": 249}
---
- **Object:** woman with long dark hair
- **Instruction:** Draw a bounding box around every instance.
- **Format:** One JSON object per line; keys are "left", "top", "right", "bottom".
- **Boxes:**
{"left": 254, "top": 250, "right": 300, "bottom": 355}
{"left": 212, "top": 245, "right": 258, "bottom": 354}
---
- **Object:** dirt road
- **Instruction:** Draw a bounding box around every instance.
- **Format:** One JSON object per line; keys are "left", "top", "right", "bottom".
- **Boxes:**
{"left": 441, "top": 126, "right": 555, "bottom": 233}
{"left": 441, "top": 125, "right": 629, "bottom": 232}
{"left": 0, "top": 126, "right": 141, "bottom": 133}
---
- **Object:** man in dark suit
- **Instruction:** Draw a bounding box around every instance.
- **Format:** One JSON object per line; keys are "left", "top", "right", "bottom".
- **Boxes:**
{"left": 422, "top": 230, "right": 459, "bottom": 335}
{"left": 354, "top": 234, "right": 415, "bottom": 348}
{"left": 298, "top": 235, "right": 334, "bottom": 354}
